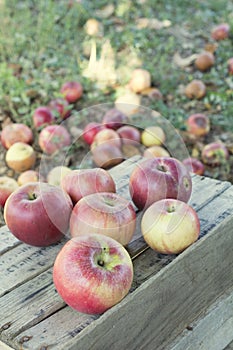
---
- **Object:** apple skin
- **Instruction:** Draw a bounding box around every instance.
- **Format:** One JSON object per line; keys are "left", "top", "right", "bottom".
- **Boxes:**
{"left": 228, "top": 58, "right": 233, "bottom": 75}
{"left": 0, "top": 176, "right": 19, "bottom": 208}
{"left": 182, "top": 158, "right": 205, "bottom": 176}
{"left": 91, "top": 128, "right": 122, "bottom": 150}
{"left": 117, "top": 125, "right": 141, "bottom": 146}
{"left": 38, "top": 125, "right": 71, "bottom": 155}
{"left": 141, "top": 126, "right": 166, "bottom": 147}
{"left": 60, "top": 81, "right": 83, "bottom": 103}
{"left": 17, "top": 170, "right": 44, "bottom": 186}
{"left": 91, "top": 143, "right": 124, "bottom": 169}
{"left": 48, "top": 98, "right": 71, "bottom": 120}
{"left": 5, "top": 142, "right": 36, "bottom": 173}
{"left": 82, "top": 122, "right": 105, "bottom": 145}
{"left": 211, "top": 23, "right": 230, "bottom": 41}
{"left": 141, "top": 199, "right": 200, "bottom": 254}
{"left": 129, "top": 157, "right": 192, "bottom": 210}
{"left": 32, "top": 106, "right": 55, "bottom": 128}
{"left": 4, "top": 182, "right": 73, "bottom": 246}
{"left": 102, "top": 108, "right": 128, "bottom": 130}
{"left": 195, "top": 52, "right": 215, "bottom": 72}
{"left": 201, "top": 142, "right": 229, "bottom": 166}
{"left": 186, "top": 113, "right": 210, "bottom": 137}
{"left": 70, "top": 192, "right": 136, "bottom": 246}
{"left": 1, "top": 123, "right": 33, "bottom": 149}
{"left": 185, "top": 80, "right": 206, "bottom": 100}
{"left": 53, "top": 233, "right": 134, "bottom": 314}
{"left": 47, "top": 166, "right": 72, "bottom": 187}
{"left": 143, "top": 145, "right": 170, "bottom": 158}
{"left": 129, "top": 69, "right": 151, "bottom": 93}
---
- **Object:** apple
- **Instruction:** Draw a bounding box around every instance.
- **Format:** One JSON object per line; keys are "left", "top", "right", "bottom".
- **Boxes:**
{"left": 60, "top": 81, "right": 83, "bottom": 103}
{"left": 5, "top": 142, "right": 36, "bottom": 173}
{"left": 201, "top": 142, "right": 229, "bottom": 166}
{"left": 117, "top": 125, "right": 141, "bottom": 146}
{"left": 182, "top": 158, "right": 205, "bottom": 175}
{"left": 143, "top": 145, "right": 170, "bottom": 158}
{"left": 85, "top": 18, "right": 103, "bottom": 36}
{"left": 61, "top": 168, "right": 116, "bottom": 204}
{"left": 17, "top": 170, "right": 44, "bottom": 186}
{"left": 47, "top": 166, "right": 72, "bottom": 186}
{"left": 32, "top": 106, "right": 55, "bottom": 128}
{"left": 4, "top": 182, "right": 73, "bottom": 246}
{"left": 48, "top": 98, "right": 71, "bottom": 120}
{"left": 82, "top": 122, "right": 105, "bottom": 145}
{"left": 70, "top": 192, "right": 136, "bottom": 246}
{"left": 38, "top": 125, "right": 71, "bottom": 155}
{"left": 185, "top": 80, "right": 206, "bottom": 99}
{"left": 91, "top": 128, "right": 122, "bottom": 150}
{"left": 129, "top": 157, "right": 192, "bottom": 210}
{"left": 1, "top": 123, "right": 33, "bottom": 149}
{"left": 228, "top": 58, "right": 233, "bottom": 75}
{"left": 129, "top": 69, "right": 151, "bottom": 93}
{"left": 0, "top": 176, "right": 19, "bottom": 208}
{"left": 141, "top": 199, "right": 200, "bottom": 254}
{"left": 141, "top": 126, "right": 166, "bottom": 147}
{"left": 195, "top": 51, "right": 215, "bottom": 72}
{"left": 102, "top": 108, "right": 128, "bottom": 130}
{"left": 53, "top": 233, "right": 134, "bottom": 314}
{"left": 91, "top": 143, "right": 124, "bottom": 169}
{"left": 211, "top": 23, "right": 230, "bottom": 41}
{"left": 186, "top": 113, "right": 210, "bottom": 137}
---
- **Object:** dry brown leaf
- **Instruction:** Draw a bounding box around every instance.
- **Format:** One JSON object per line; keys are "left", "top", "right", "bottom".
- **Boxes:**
{"left": 204, "top": 43, "right": 218, "bottom": 54}
{"left": 173, "top": 52, "right": 198, "bottom": 67}
{"left": 95, "top": 4, "right": 115, "bottom": 19}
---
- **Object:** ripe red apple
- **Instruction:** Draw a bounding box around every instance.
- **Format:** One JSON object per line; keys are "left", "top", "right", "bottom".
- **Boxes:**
{"left": 129, "top": 157, "right": 192, "bottom": 210}
{"left": 47, "top": 166, "right": 72, "bottom": 187}
{"left": 70, "top": 192, "right": 136, "bottom": 246}
{"left": 38, "top": 125, "right": 71, "bottom": 155}
{"left": 4, "top": 182, "right": 73, "bottom": 246}
{"left": 0, "top": 176, "right": 19, "bottom": 208}
{"left": 5, "top": 142, "right": 36, "bottom": 172}
{"left": 141, "top": 126, "right": 166, "bottom": 147}
{"left": 61, "top": 168, "right": 116, "bottom": 204}
{"left": 141, "top": 199, "right": 200, "bottom": 254}
{"left": 195, "top": 51, "right": 215, "bottom": 72}
{"left": 1, "top": 123, "right": 33, "bottom": 149}
{"left": 48, "top": 98, "right": 71, "bottom": 120}
{"left": 129, "top": 69, "right": 151, "bottom": 93}
{"left": 185, "top": 80, "right": 206, "bottom": 99}
{"left": 201, "top": 142, "right": 229, "bottom": 166}
{"left": 32, "top": 106, "right": 55, "bottom": 128}
{"left": 186, "top": 113, "right": 210, "bottom": 137}
{"left": 143, "top": 145, "right": 170, "bottom": 158}
{"left": 17, "top": 170, "right": 44, "bottom": 186}
{"left": 91, "top": 128, "right": 122, "bottom": 150}
{"left": 182, "top": 158, "right": 205, "bottom": 175}
{"left": 211, "top": 23, "right": 230, "bottom": 41}
{"left": 91, "top": 143, "right": 124, "bottom": 169}
{"left": 117, "top": 125, "right": 141, "bottom": 146}
{"left": 102, "top": 108, "right": 128, "bottom": 130}
{"left": 53, "top": 233, "right": 134, "bottom": 314}
{"left": 60, "top": 81, "right": 83, "bottom": 103}
{"left": 82, "top": 122, "right": 105, "bottom": 145}
{"left": 228, "top": 58, "right": 233, "bottom": 75}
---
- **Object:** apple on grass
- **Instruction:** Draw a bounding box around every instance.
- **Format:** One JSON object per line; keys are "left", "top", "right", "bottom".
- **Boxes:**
{"left": 48, "top": 98, "right": 71, "bottom": 120}
{"left": 186, "top": 113, "right": 210, "bottom": 137}
{"left": 60, "top": 81, "right": 83, "bottom": 103}
{"left": 211, "top": 23, "right": 230, "bottom": 41}
{"left": 61, "top": 168, "right": 116, "bottom": 205}
{"left": 53, "top": 233, "right": 134, "bottom": 314}
{"left": 141, "top": 126, "right": 166, "bottom": 147}
{"left": 185, "top": 80, "right": 206, "bottom": 100}
{"left": 1, "top": 123, "right": 33, "bottom": 149}
{"left": 201, "top": 142, "right": 229, "bottom": 166}
{"left": 5, "top": 142, "right": 36, "bottom": 173}
{"left": 32, "top": 106, "right": 55, "bottom": 128}
{"left": 70, "top": 192, "right": 136, "bottom": 246}
{"left": 4, "top": 182, "right": 73, "bottom": 246}
{"left": 141, "top": 198, "right": 200, "bottom": 254}
{"left": 0, "top": 176, "right": 19, "bottom": 208}
{"left": 38, "top": 125, "right": 71, "bottom": 155}
{"left": 82, "top": 122, "right": 105, "bottom": 145}
{"left": 91, "top": 128, "right": 122, "bottom": 150}
{"left": 129, "top": 157, "right": 192, "bottom": 210}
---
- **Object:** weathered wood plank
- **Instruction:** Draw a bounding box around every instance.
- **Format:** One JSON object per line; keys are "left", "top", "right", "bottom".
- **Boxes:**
{"left": 0, "top": 226, "right": 21, "bottom": 256}
{"left": 225, "top": 341, "right": 233, "bottom": 350}
{"left": 0, "top": 341, "right": 14, "bottom": 350}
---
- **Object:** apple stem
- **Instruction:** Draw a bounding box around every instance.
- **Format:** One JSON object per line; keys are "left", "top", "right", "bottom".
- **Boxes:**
{"left": 28, "top": 192, "right": 37, "bottom": 200}
{"left": 167, "top": 205, "right": 175, "bottom": 213}
{"left": 97, "top": 259, "right": 105, "bottom": 267}
{"left": 157, "top": 164, "right": 167, "bottom": 172}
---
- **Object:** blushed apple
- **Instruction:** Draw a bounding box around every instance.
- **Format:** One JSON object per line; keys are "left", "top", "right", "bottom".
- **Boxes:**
{"left": 195, "top": 51, "right": 215, "bottom": 72}
{"left": 53, "top": 233, "right": 134, "bottom": 314}
{"left": 48, "top": 98, "right": 71, "bottom": 120}
{"left": 32, "top": 106, "right": 55, "bottom": 128}
{"left": 47, "top": 166, "right": 72, "bottom": 186}
{"left": 4, "top": 182, "right": 73, "bottom": 246}
{"left": 129, "top": 157, "right": 192, "bottom": 210}
{"left": 70, "top": 192, "right": 136, "bottom": 246}
{"left": 185, "top": 80, "right": 206, "bottom": 99}
{"left": 1, "top": 123, "right": 33, "bottom": 149}
{"left": 141, "top": 198, "right": 200, "bottom": 254}
{"left": 186, "top": 113, "right": 210, "bottom": 137}
{"left": 0, "top": 176, "right": 19, "bottom": 208}
{"left": 17, "top": 170, "right": 44, "bottom": 186}
{"left": 143, "top": 145, "right": 170, "bottom": 158}
{"left": 60, "top": 81, "right": 83, "bottom": 103}
{"left": 182, "top": 157, "right": 205, "bottom": 175}
{"left": 102, "top": 108, "right": 128, "bottom": 130}
{"left": 201, "top": 142, "right": 229, "bottom": 166}
{"left": 82, "top": 122, "right": 105, "bottom": 145}
{"left": 38, "top": 125, "right": 71, "bottom": 155}
{"left": 91, "top": 128, "right": 122, "bottom": 150}
{"left": 117, "top": 125, "right": 141, "bottom": 146}
{"left": 5, "top": 142, "right": 36, "bottom": 173}
{"left": 141, "top": 126, "right": 166, "bottom": 147}
{"left": 61, "top": 168, "right": 116, "bottom": 204}
{"left": 91, "top": 143, "right": 124, "bottom": 169}
{"left": 211, "top": 23, "right": 230, "bottom": 41}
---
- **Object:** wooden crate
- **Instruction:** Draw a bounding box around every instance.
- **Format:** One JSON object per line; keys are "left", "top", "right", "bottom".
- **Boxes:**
{"left": 0, "top": 155, "right": 233, "bottom": 350}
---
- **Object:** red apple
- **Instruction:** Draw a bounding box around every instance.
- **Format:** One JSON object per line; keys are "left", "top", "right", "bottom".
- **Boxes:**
{"left": 211, "top": 23, "right": 230, "bottom": 41}
{"left": 0, "top": 176, "right": 19, "bottom": 208}
{"left": 60, "top": 81, "right": 83, "bottom": 103}
{"left": 17, "top": 170, "right": 44, "bottom": 186}
{"left": 61, "top": 168, "right": 116, "bottom": 204}
{"left": 91, "top": 128, "right": 122, "bottom": 150}
{"left": 141, "top": 199, "right": 200, "bottom": 254}
{"left": 4, "top": 182, "right": 73, "bottom": 246}
{"left": 129, "top": 157, "right": 192, "bottom": 210}
{"left": 141, "top": 126, "right": 166, "bottom": 147}
{"left": 182, "top": 158, "right": 205, "bottom": 175}
{"left": 1, "top": 123, "right": 33, "bottom": 149}
{"left": 38, "top": 125, "right": 71, "bottom": 155}
{"left": 228, "top": 58, "right": 233, "bottom": 75}
{"left": 143, "top": 145, "right": 170, "bottom": 158}
{"left": 32, "top": 106, "right": 55, "bottom": 128}
{"left": 53, "top": 233, "right": 134, "bottom": 314}
{"left": 195, "top": 51, "right": 215, "bottom": 72}
{"left": 186, "top": 113, "right": 210, "bottom": 137}
{"left": 185, "top": 80, "right": 206, "bottom": 100}
{"left": 48, "top": 98, "right": 71, "bottom": 120}
{"left": 82, "top": 122, "right": 105, "bottom": 145}
{"left": 91, "top": 143, "right": 124, "bottom": 169}
{"left": 47, "top": 166, "right": 72, "bottom": 187}
{"left": 201, "top": 142, "right": 229, "bottom": 166}
{"left": 117, "top": 125, "right": 141, "bottom": 146}
{"left": 102, "top": 108, "right": 128, "bottom": 130}
{"left": 5, "top": 142, "right": 36, "bottom": 173}
{"left": 70, "top": 192, "right": 136, "bottom": 246}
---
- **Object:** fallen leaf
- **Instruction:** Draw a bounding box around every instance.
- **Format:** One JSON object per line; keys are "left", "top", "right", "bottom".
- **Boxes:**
{"left": 95, "top": 4, "right": 115, "bottom": 18}
{"left": 136, "top": 18, "right": 171, "bottom": 30}
{"left": 173, "top": 52, "right": 198, "bottom": 67}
